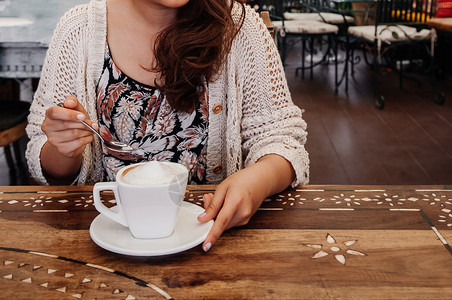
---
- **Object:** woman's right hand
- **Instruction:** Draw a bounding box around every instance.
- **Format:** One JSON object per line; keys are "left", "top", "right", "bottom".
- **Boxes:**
{"left": 40, "top": 96, "right": 97, "bottom": 182}
{"left": 41, "top": 95, "right": 95, "bottom": 158}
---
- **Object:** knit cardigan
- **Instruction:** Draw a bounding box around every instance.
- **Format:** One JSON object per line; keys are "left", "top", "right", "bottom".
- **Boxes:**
{"left": 26, "top": 0, "right": 310, "bottom": 186}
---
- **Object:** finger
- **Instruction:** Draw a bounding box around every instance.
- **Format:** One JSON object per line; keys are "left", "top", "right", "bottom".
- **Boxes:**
{"left": 202, "top": 197, "right": 238, "bottom": 252}
{"left": 198, "top": 189, "right": 226, "bottom": 222}
{"left": 202, "top": 193, "right": 214, "bottom": 210}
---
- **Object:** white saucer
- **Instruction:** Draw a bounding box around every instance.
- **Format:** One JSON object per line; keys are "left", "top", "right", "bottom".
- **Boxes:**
{"left": 89, "top": 202, "right": 213, "bottom": 256}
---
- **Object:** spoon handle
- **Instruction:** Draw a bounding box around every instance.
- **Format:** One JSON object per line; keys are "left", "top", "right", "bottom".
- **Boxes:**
{"left": 81, "top": 120, "right": 104, "bottom": 141}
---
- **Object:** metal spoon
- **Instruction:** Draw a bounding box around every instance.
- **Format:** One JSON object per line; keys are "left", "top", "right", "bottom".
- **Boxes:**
{"left": 57, "top": 103, "right": 134, "bottom": 153}
{"left": 80, "top": 120, "right": 134, "bottom": 153}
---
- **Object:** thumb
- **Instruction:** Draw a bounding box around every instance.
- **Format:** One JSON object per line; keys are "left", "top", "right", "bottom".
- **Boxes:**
{"left": 63, "top": 96, "right": 89, "bottom": 117}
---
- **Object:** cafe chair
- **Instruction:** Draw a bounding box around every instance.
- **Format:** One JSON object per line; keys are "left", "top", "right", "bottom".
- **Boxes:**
{"left": 261, "top": 0, "right": 339, "bottom": 80}
{"left": 347, "top": 0, "right": 445, "bottom": 109}
{"left": 0, "top": 99, "right": 31, "bottom": 185}
{"left": 260, "top": 11, "right": 275, "bottom": 37}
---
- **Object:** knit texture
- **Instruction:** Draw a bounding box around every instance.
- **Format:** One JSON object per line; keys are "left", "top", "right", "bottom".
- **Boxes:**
{"left": 26, "top": 0, "right": 310, "bottom": 186}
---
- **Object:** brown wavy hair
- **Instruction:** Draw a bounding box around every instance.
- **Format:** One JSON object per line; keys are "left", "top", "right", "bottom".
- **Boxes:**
{"left": 152, "top": 0, "right": 246, "bottom": 113}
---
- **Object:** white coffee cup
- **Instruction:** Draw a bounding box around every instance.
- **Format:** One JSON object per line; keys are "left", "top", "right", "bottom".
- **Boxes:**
{"left": 93, "top": 161, "right": 189, "bottom": 239}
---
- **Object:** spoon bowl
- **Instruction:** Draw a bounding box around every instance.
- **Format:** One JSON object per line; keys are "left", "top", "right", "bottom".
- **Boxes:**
{"left": 57, "top": 103, "right": 134, "bottom": 153}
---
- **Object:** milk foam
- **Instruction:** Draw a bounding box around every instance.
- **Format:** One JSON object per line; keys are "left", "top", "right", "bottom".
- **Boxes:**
{"left": 121, "top": 161, "right": 186, "bottom": 186}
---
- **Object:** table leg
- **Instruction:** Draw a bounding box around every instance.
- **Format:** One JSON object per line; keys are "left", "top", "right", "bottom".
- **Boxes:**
{"left": 15, "top": 78, "right": 34, "bottom": 102}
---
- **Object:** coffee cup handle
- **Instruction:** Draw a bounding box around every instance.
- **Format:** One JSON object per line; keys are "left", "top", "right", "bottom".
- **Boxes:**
{"left": 93, "top": 182, "right": 128, "bottom": 227}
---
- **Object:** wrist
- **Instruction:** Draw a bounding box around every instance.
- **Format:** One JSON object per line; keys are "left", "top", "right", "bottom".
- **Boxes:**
{"left": 40, "top": 142, "right": 83, "bottom": 183}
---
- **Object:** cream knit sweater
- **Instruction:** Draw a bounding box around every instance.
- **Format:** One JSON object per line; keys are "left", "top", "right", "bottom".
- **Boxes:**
{"left": 26, "top": 0, "right": 310, "bottom": 186}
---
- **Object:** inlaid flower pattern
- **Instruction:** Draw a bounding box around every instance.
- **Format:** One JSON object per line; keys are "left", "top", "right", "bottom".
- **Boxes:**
{"left": 0, "top": 195, "right": 96, "bottom": 209}
{"left": 304, "top": 233, "right": 367, "bottom": 265}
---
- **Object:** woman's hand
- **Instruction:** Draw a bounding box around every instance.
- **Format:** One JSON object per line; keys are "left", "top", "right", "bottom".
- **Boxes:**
{"left": 197, "top": 154, "right": 295, "bottom": 252}
{"left": 40, "top": 96, "right": 96, "bottom": 181}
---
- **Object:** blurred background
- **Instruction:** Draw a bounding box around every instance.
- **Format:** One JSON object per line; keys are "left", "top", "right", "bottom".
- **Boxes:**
{"left": 1, "top": 0, "right": 451, "bottom": 186}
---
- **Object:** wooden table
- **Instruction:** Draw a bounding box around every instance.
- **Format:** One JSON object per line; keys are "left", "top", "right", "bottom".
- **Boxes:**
{"left": 427, "top": 17, "right": 452, "bottom": 33}
{"left": 1, "top": 185, "right": 451, "bottom": 299}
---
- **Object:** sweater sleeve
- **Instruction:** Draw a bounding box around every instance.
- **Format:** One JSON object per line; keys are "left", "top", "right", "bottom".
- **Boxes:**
{"left": 26, "top": 5, "right": 90, "bottom": 185}
{"left": 235, "top": 6, "right": 310, "bottom": 186}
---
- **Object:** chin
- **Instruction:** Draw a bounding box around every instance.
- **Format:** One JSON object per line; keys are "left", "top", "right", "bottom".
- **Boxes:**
{"left": 158, "top": 0, "right": 191, "bottom": 8}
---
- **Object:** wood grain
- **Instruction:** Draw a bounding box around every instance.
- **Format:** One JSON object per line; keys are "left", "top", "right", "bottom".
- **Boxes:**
{"left": 1, "top": 185, "right": 451, "bottom": 299}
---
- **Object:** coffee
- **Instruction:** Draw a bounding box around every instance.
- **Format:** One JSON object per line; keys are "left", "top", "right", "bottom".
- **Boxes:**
{"left": 93, "top": 161, "right": 189, "bottom": 239}
{"left": 121, "top": 161, "right": 187, "bottom": 187}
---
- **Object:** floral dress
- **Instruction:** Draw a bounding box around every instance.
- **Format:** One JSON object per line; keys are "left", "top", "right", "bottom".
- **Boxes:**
{"left": 96, "top": 46, "right": 208, "bottom": 184}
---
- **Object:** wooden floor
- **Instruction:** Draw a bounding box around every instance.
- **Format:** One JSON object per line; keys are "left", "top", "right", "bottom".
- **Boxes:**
{"left": 285, "top": 44, "right": 452, "bottom": 185}
{"left": 1, "top": 45, "right": 451, "bottom": 186}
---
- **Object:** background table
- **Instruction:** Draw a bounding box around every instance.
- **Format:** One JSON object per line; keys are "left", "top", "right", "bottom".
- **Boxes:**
{"left": 0, "top": 0, "right": 87, "bottom": 101}
{"left": 1, "top": 185, "right": 451, "bottom": 299}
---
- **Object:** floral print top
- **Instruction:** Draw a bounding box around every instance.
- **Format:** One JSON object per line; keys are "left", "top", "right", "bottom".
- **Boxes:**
{"left": 96, "top": 46, "right": 209, "bottom": 184}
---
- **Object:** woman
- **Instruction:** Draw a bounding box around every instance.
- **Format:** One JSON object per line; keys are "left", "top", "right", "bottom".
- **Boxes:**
{"left": 26, "top": 0, "right": 309, "bottom": 251}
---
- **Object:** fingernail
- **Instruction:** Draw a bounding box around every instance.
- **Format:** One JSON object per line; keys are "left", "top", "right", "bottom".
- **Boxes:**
{"left": 91, "top": 122, "right": 99, "bottom": 130}
{"left": 203, "top": 242, "right": 211, "bottom": 252}
{"left": 198, "top": 211, "right": 206, "bottom": 218}
{"left": 77, "top": 114, "right": 85, "bottom": 120}
{"left": 66, "top": 99, "right": 75, "bottom": 106}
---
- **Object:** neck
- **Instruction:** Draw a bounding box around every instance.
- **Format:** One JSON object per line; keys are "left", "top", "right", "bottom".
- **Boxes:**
{"left": 125, "top": 0, "right": 179, "bottom": 30}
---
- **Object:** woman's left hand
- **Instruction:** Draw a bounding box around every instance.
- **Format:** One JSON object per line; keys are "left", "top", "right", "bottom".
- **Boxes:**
{"left": 197, "top": 154, "right": 295, "bottom": 252}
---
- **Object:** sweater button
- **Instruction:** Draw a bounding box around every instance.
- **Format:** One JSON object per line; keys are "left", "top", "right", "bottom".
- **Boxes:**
{"left": 212, "top": 165, "right": 223, "bottom": 174}
{"left": 212, "top": 104, "right": 223, "bottom": 114}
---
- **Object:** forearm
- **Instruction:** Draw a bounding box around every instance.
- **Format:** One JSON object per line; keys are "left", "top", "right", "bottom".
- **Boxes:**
{"left": 40, "top": 142, "right": 83, "bottom": 184}
{"left": 253, "top": 154, "right": 296, "bottom": 198}
{"left": 198, "top": 153, "right": 296, "bottom": 251}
